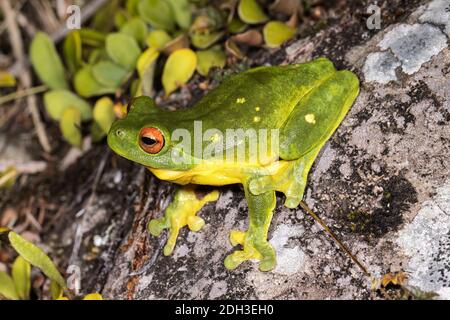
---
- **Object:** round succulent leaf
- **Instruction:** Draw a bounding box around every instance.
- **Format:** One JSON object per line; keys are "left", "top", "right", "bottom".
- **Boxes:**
{"left": 12, "top": 256, "right": 31, "bottom": 300}
{"left": 0, "top": 272, "right": 19, "bottom": 300}
{"left": 238, "top": 0, "right": 269, "bottom": 24}
{"left": 146, "top": 30, "right": 172, "bottom": 50}
{"left": 120, "top": 17, "right": 148, "bottom": 46}
{"left": 228, "top": 17, "right": 248, "bottom": 34}
{"left": 63, "top": 31, "right": 82, "bottom": 75}
{"left": 93, "top": 97, "right": 116, "bottom": 134}
{"left": 196, "top": 48, "right": 226, "bottom": 76}
{"left": 191, "top": 31, "right": 224, "bottom": 49}
{"left": 161, "top": 34, "right": 190, "bottom": 55}
{"left": 74, "top": 66, "right": 116, "bottom": 98}
{"left": 263, "top": 21, "right": 296, "bottom": 48}
{"left": 79, "top": 28, "right": 106, "bottom": 47}
{"left": 30, "top": 32, "right": 68, "bottom": 90}
{"left": 60, "top": 107, "right": 82, "bottom": 148}
{"left": 138, "top": 0, "right": 175, "bottom": 31}
{"left": 162, "top": 48, "right": 197, "bottom": 96}
{"left": 106, "top": 33, "right": 141, "bottom": 70}
{"left": 137, "top": 48, "right": 159, "bottom": 96}
{"left": 232, "top": 29, "right": 263, "bottom": 46}
{"left": 167, "top": 0, "right": 192, "bottom": 30}
{"left": 114, "top": 9, "right": 130, "bottom": 29}
{"left": 44, "top": 89, "right": 92, "bottom": 121}
{"left": 92, "top": 60, "right": 129, "bottom": 88}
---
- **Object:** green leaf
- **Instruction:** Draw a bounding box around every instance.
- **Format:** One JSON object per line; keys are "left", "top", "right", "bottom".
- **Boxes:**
{"left": 0, "top": 272, "right": 19, "bottom": 300}
{"left": 228, "top": 17, "right": 247, "bottom": 34}
{"left": 263, "top": 21, "right": 296, "bottom": 48}
{"left": 91, "top": 0, "right": 119, "bottom": 32}
{"left": 12, "top": 256, "right": 31, "bottom": 300}
{"left": 120, "top": 17, "right": 148, "bottom": 47}
{"left": 50, "top": 280, "right": 63, "bottom": 300}
{"left": 126, "top": 0, "right": 140, "bottom": 15}
{"left": 92, "top": 61, "right": 129, "bottom": 88}
{"left": 74, "top": 66, "right": 116, "bottom": 98}
{"left": 162, "top": 48, "right": 197, "bottom": 96}
{"left": 196, "top": 48, "right": 226, "bottom": 76}
{"left": 106, "top": 33, "right": 141, "bottom": 70}
{"left": 114, "top": 9, "right": 130, "bottom": 29}
{"left": 93, "top": 97, "right": 116, "bottom": 134}
{"left": 167, "top": 0, "right": 192, "bottom": 30}
{"left": 137, "top": 48, "right": 159, "bottom": 95}
{"left": 146, "top": 30, "right": 172, "bottom": 50}
{"left": 191, "top": 31, "right": 224, "bottom": 49}
{"left": 90, "top": 121, "right": 106, "bottom": 142}
{"left": 63, "top": 31, "right": 82, "bottom": 75}
{"left": 30, "top": 32, "right": 68, "bottom": 90}
{"left": 44, "top": 89, "right": 92, "bottom": 121}
{"left": 238, "top": 0, "right": 269, "bottom": 24}
{"left": 79, "top": 28, "right": 106, "bottom": 47}
{"left": 8, "top": 232, "right": 66, "bottom": 288}
{"left": 60, "top": 107, "right": 82, "bottom": 147}
{"left": 0, "top": 71, "right": 16, "bottom": 87}
{"left": 138, "top": 0, "right": 175, "bottom": 31}
{"left": 0, "top": 167, "right": 17, "bottom": 189}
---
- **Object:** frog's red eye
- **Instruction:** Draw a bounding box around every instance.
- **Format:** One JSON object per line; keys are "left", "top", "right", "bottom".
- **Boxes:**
{"left": 139, "top": 127, "right": 164, "bottom": 154}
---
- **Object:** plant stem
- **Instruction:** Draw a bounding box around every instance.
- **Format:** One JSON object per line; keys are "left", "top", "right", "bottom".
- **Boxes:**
{"left": 0, "top": 85, "right": 48, "bottom": 106}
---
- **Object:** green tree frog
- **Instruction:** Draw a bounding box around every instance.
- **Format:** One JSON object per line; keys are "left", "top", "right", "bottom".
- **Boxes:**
{"left": 107, "top": 58, "right": 359, "bottom": 271}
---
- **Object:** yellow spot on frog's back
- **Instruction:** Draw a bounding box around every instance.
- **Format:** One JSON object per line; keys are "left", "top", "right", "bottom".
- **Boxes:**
{"left": 210, "top": 133, "right": 221, "bottom": 142}
{"left": 253, "top": 116, "right": 261, "bottom": 123}
{"left": 236, "top": 97, "right": 246, "bottom": 104}
{"left": 305, "top": 113, "right": 316, "bottom": 124}
{"left": 255, "top": 106, "right": 260, "bottom": 112}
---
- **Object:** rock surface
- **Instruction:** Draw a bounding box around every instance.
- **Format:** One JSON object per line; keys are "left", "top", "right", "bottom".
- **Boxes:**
{"left": 99, "top": 0, "right": 449, "bottom": 299}
{"left": 2, "top": 0, "right": 448, "bottom": 300}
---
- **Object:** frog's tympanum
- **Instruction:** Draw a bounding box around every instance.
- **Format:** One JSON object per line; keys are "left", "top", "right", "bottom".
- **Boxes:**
{"left": 108, "top": 58, "right": 359, "bottom": 271}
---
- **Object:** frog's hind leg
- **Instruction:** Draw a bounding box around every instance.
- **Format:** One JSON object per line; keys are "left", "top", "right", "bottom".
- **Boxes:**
{"left": 225, "top": 183, "right": 277, "bottom": 271}
{"left": 249, "top": 143, "right": 324, "bottom": 209}
{"left": 148, "top": 185, "right": 219, "bottom": 256}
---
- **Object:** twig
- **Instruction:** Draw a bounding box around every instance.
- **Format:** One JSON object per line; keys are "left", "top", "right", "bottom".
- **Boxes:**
{"left": 299, "top": 201, "right": 372, "bottom": 278}
{"left": 0, "top": 0, "right": 51, "bottom": 153}
{"left": 0, "top": 85, "right": 48, "bottom": 106}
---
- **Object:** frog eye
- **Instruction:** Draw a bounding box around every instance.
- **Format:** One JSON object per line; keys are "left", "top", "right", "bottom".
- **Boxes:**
{"left": 139, "top": 127, "right": 164, "bottom": 154}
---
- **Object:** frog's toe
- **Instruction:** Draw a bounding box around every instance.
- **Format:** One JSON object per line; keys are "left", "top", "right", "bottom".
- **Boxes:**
{"left": 284, "top": 195, "right": 302, "bottom": 209}
{"left": 225, "top": 231, "right": 276, "bottom": 271}
{"left": 148, "top": 217, "right": 168, "bottom": 237}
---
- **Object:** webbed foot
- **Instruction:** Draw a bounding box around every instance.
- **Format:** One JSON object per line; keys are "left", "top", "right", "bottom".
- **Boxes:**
{"left": 224, "top": 183, "right": 277, "bottom": 271}
{"left": 225, "top": 230, "right": 276, "bottom": 271}
{"left": 148, "top": 186, "right": 219, "bottom": 256}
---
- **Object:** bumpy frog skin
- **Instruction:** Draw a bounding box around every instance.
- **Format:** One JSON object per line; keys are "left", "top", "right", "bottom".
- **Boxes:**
{"left": 108, "top": 58, "right": 359, "bottom": 271}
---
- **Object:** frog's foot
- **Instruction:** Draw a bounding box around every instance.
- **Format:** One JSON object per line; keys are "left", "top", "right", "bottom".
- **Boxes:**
{"left": 147, "top": 186, "right": 219, "bottom": 256}
{"left": 224, "top": 230, "right": 276, "bottom": 272}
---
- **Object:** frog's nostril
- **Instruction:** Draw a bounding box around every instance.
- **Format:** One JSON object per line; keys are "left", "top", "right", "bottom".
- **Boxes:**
{"left": 116, "top": 130, "right": 124, "bottom": 138}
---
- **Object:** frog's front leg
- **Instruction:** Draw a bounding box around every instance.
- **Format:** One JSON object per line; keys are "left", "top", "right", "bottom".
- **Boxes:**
{"left": 224, "top": 180, "right": 277, "bottom": 272}
{"left": 148, "top": 185, "right": 219, "bottom": 256}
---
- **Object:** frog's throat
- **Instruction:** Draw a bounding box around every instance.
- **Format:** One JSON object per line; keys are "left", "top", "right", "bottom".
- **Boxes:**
{"left": 147, "top": 160, "right": 292, "bottom": 186}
